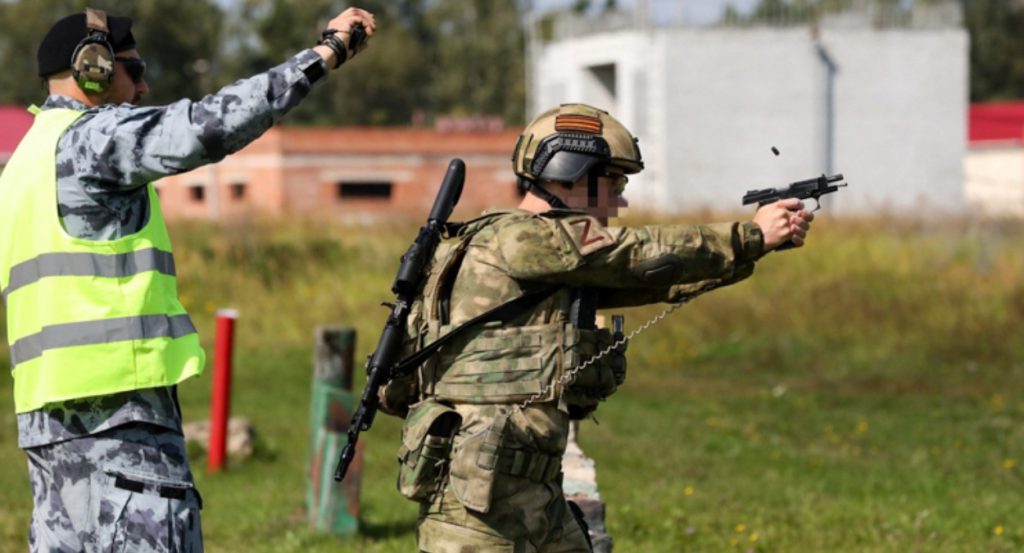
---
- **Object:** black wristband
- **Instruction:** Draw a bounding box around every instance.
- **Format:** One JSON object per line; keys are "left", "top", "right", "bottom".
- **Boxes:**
{"left": 318, "top": 29, "right": 348, "bottom": 69}
{"left": 302, "top": 57, "right": 326, "bottom": 84}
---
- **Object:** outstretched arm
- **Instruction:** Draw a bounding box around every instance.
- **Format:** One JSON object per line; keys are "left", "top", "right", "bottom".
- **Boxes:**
{"left": 497, "top": 213, "right": 765, "bottom": 290}
{"left": 65, "top": 7, "right": 376, "bottom": 191}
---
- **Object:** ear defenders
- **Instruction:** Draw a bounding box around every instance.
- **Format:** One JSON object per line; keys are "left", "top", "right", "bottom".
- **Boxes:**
{"left": 70, "top": 8, "right": 115, "bottom": 93}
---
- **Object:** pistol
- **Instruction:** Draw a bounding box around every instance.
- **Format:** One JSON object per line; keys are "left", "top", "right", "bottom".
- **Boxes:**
{"left": 742, "top": 173, "right": 847, "bottom": 251}
{"left": 742, "top": 173, "right": 847, "bottom": 212}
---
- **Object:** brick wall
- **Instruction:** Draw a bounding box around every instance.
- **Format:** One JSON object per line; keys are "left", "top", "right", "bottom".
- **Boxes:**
{"left": 156, "top": 127, "right": 524, "bottom": 222}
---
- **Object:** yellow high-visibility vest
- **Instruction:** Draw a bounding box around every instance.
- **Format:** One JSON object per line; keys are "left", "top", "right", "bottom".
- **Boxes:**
{"left": 0, "top": 107, "right": 205, "bottom": 413}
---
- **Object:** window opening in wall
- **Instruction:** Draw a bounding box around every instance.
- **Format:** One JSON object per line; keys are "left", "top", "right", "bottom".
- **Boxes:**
{"left": 336, "top": 181, "right": 393, "bottom": 200}
{"left": 231, "top": 182, "right": 247, "bottom": 201}
{"left": 584, "top": 63, "right": 617, "bottom": 110}
{"left": 189, "top": 185, "right": 205, "bottom": 203}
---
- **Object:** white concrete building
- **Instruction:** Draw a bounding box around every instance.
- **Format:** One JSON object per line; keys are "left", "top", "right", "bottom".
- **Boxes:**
{"left": 528, "top": 1, "right": 968, "bottom": 215}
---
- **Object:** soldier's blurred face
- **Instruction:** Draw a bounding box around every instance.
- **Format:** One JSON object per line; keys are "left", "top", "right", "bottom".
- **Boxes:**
{"left": 104, "top": 49, "right": 148, "bottom": 105}
{"left": 565, "top": 167, "right": 629, "bottom": 224}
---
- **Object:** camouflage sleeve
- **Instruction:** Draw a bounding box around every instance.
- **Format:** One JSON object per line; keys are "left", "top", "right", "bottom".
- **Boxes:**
{"left": 65, "top": 49, "right": 328, "bottom": 191}
{"left": 594, "top": 269, "right": 757, "bottom": 308}
{"left": 495, "top": 212, "right": 764, "bottom": 291}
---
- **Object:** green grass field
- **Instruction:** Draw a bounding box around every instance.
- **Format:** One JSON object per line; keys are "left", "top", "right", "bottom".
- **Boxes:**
{"left": 1, "top": 215, "right": 1023, "bottom": 552}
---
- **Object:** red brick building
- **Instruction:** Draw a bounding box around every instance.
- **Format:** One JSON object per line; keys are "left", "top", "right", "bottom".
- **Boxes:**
{"left": 155, "top": 126, "right": 524, "bottom": 222}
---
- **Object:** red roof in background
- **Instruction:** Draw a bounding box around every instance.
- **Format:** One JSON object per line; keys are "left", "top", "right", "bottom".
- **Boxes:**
{"left": 970, "top": 101, "right": 1024, "bottom": 143}
{"left": 0, "top": 106, "right": 33, "bottom": 156}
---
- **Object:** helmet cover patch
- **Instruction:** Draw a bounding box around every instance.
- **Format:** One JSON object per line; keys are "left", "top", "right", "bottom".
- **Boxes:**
{"left": 555, "top": 114, "right": 603, "bottom": 134}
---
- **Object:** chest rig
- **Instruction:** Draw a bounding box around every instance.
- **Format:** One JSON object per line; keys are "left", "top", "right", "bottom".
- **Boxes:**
{"left": 392, "top": 211, "right": 627, "bottom": 418}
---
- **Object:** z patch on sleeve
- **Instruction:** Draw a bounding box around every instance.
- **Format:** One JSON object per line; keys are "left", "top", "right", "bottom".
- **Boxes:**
{"left": 557, "top": 215, "right": 615, "bottom": 256}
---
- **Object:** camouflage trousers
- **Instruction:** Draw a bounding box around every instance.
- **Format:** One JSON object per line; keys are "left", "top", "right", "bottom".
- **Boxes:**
{"left": 24, "top": 423, "right": 203, "bottom": 553}
{"left": 417, "top": 477, "right": 591, "bottom": 553}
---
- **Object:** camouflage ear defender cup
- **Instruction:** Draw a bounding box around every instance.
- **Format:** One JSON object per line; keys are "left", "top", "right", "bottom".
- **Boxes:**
{"left": 70, "top": 8, "right": 115, "bottom": 93}
{"left": 512, "top": 103, "right": 645, "bottom": 206}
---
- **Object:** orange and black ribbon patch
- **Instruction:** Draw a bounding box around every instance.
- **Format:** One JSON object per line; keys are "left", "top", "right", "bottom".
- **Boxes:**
{"left": 555, "top": 114, "right": 603, "bottom": 134}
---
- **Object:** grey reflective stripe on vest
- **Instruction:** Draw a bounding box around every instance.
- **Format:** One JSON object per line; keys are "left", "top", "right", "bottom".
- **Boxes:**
{"left": 2, "top": 248, "right": 176, "bottom": 299}
{"left": 10, "top": 313, "right": 196, "bottom": 368}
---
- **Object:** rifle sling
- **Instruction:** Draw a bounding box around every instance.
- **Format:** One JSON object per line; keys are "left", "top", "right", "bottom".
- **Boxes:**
{"left": 391, "top": 286, "right": 559, "bottom": 378}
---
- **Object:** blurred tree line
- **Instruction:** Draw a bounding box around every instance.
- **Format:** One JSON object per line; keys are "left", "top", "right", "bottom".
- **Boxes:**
{"left": 0, "top": 0, "right": 526, "bottom": 125}
{"left": 2, "top": 0, "right": 1022, "bottom": 125}
{"left": 962, "top": 0, "right": 1024, "bottom": 101}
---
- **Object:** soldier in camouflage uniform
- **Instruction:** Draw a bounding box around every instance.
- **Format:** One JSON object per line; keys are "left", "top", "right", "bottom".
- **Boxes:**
{"left": 379, "top": 104, "right": 814, "bottom": 552}
{"left": 1, "top": 7, "right": 375, "bottom": 552}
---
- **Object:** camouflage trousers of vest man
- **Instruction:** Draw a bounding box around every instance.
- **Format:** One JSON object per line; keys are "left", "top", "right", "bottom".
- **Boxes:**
{"left": 24, "top": 422, "right": 203, "bottom": 553}
{"left": 408, "top": 403, "right": 592, "bottom": 553}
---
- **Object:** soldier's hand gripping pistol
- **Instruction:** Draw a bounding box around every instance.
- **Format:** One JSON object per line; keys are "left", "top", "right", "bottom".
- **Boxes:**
{"left": 742, "top": 173, "right": 847, "bottom": 251}
{"left": 333, "top": 159, "right": 465, "bottom": 481}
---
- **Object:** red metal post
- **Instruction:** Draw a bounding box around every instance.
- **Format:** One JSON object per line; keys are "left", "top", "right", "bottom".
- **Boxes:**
{"left": 208, "top": 308, "right": 238, "bottom": 473}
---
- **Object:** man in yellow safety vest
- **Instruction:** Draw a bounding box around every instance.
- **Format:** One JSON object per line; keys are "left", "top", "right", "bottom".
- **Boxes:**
{"left": 0, "top": 6, "right": 375, "bottom": 552}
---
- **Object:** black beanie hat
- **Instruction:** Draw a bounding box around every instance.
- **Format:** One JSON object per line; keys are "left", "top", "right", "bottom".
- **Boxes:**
{"left": 37, "top": 12, "right": 136, "bottom": 78}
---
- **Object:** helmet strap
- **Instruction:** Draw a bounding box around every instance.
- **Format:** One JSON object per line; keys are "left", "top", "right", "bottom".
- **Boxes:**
{"left": 525, "top": 180, "right": 568, "bottom": 209}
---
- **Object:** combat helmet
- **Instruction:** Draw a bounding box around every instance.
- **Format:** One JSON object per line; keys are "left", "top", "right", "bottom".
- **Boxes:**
{"left": 512, "top": 104, "right": 643, "bottom": 206}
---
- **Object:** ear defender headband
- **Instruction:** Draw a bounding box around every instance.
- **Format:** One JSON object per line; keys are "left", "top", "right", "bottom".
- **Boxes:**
{"left": 71, "top": 8, "right": 115, "bottom": 93}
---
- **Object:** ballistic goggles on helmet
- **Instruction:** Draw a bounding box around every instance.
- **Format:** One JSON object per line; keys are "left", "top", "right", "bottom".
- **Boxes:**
{"left": 532, "top": 133, "right": 611, "bottom": 184}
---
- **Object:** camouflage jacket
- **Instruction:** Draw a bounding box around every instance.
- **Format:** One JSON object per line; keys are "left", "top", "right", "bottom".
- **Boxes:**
{"left": 448, "top": 209, "right": 763, "bottom": 320}
{"left": 16, "top": 49, "right": 328, "bottom": 448}
{"left": 384, "top": 208, "right": 765, "bottom": 456}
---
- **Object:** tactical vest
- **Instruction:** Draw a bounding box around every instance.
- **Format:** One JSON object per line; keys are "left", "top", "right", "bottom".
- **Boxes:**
{"left": 0, "top": 107, "right": 205, "bottom": 413}
{"left": 391, "top": 211, "right": 629, "bottom": 509}
{"left": 403, "top": 211, "right": 627, "bottom": 415}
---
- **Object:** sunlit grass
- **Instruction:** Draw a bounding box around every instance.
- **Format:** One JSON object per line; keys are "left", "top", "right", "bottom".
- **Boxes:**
{"left": 1, "top": 214, "right": 1023, "bottom": 552}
